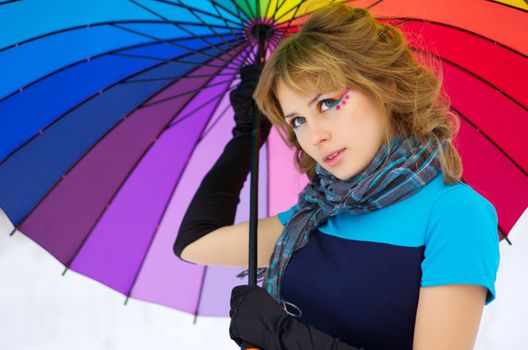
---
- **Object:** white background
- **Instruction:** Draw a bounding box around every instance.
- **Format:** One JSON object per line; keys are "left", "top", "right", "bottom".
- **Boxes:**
{"left": 1, "top": 207, "right": 527, "bottom": 350}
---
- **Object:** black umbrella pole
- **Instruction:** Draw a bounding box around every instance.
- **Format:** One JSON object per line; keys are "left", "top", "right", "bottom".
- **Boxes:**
{"left": 239, "top": 36, "right": 267, "bottom": 350}
{"left": 246, "top": 28, "right": 267, "bottom": 289}
{"left": 247, "top": 34, "right": 267, "bottom": 289}
{"left": 247, "top": 92, "right": 264, "bottom": 287}
{"left": 238, "top": 71, "right": 263, "bottom": 350}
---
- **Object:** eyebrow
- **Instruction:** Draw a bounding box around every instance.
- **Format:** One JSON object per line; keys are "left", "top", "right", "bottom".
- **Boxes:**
{"left": 283, "top": 93, "right": 323, "bottom": 120}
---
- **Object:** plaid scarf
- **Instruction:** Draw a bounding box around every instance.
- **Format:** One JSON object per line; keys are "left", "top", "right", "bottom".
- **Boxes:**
{"left": 261, "top": 134, "right": 446, "bottom": 304}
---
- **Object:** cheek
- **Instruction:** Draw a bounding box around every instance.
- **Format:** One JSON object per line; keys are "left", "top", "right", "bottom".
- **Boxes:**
{"left": 295, "top": 135, "right": 320, "bottom": 161}
{"left": 338, "top": 111, "right": 383, "bottom": 151}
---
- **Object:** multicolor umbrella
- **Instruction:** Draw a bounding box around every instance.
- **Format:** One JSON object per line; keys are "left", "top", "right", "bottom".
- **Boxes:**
{"left": 0, "top": 0, "right": 526, "bottom": 323}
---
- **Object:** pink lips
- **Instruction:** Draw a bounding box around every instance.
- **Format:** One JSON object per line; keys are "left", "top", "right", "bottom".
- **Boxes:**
{"left": 324, "top": 148, "right": 346, "bottom": 166}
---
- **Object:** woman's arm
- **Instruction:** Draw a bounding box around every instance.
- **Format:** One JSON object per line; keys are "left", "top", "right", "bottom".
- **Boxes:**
{"left": 180, "top": 215, "right": 283, "bottom": 267}
{"left": 172, "top": 64, "right": 273, "bottom": 264}
{"left": 412, "top": 284, "right": 487, "bottom": 349}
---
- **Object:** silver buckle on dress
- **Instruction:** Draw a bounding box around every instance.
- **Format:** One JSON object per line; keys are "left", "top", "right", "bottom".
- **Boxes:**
{"left": 280, "top": 299, "right": 303, "bottom": 318}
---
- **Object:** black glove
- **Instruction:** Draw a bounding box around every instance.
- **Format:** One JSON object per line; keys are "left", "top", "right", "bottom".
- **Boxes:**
{"left": 229, "top": 285, "right": 366, "bottom": 350}
{"left": 173, "top": 64, "right": 272, "bottom": 262}
{"left": 229, "top": 63, "right": 272, "bottom": 139}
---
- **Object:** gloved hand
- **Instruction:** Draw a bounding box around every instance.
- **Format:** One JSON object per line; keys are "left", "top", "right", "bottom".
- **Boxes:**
{"left": 229, "top": 63, "right": 272, "bottom": 139}
{"left": 229, "top": 285, "right": 366, "bottom": 350}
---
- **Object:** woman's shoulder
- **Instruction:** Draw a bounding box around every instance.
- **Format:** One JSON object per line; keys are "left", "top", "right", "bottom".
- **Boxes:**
{"left": 429, "top": 176, "right": 498, "bottom": 224}
{"left": 424, "top": 176, "right": 499, "bottom": 246}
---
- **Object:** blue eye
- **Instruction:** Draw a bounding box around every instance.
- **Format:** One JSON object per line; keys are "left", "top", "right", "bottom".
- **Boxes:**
{"left": 289, "top": 116, "right": 305, "bottom": 129}
{"left": 319, "top": 98, "right": 340, "bottom": 112}
{"left": 288, "top": 99, "right": 340, "bottom": 130}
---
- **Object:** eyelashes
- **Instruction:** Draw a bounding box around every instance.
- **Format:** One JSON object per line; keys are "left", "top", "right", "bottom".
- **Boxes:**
{"left": 335, "top": 92, "right": 350, "bottom": 110}
{"left": 288, "top": 99, "right": 336, "bottom": 129}
{"left": 288, "top": 91, "right": 350, "bottom": 130}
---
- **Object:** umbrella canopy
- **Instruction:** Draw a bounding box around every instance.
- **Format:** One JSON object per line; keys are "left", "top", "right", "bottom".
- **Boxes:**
{"left": 0, "top": 0, "right": 526, "bottom": 320}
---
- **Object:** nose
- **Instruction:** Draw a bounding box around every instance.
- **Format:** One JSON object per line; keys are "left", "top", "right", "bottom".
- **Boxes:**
{"left": 309, "top": 119, "right": 331, "bottom": 146}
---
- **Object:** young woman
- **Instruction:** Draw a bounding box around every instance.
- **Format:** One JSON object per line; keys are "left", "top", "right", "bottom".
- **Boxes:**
{"left": 173, "top": 4, "right": 500, "bottom": 350}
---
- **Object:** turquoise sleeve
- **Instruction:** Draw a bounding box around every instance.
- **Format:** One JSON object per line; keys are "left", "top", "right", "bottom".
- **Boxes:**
{"left": 277, "top": 203, "right": 301, "bottom": 225}
{"left": 421, "top": 186, "right": 500, "bottom": 305}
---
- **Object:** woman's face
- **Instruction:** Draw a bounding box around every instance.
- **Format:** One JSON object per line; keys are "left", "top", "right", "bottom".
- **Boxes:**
{"left": 276, "top": 79, "right": 390, "bottom": 180}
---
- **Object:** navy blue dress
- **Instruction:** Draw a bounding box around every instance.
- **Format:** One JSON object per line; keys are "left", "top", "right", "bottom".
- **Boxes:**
{"left": 276, "top": 172, "right": 500, "bottom": 350}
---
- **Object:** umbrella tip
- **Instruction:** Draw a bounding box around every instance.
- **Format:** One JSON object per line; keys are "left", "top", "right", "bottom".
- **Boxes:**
{"left": 499, "top": 230, "right": 512, "bottom": 246}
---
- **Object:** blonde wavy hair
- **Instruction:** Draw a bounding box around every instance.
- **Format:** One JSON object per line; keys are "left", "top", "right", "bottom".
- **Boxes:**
{"left": 252, "top": 2, "right": 462, "bottom": 184}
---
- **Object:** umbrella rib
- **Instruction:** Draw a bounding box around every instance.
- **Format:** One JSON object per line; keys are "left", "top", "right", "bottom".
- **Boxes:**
{"left": 275, "top": 7, "right": 528, "bottom": 61}
{"left": 176, "top": 60, "right": 246, "bottom": 154}
{"left": 367, "top": 0, "right": 385, "bottom": 10}
{"left": 163, "top": 81, "right": 244, "bottom": 129}
{"left": 0, "top": 37, "right": 242, "bottom": 168}
{"left": 117, "top": 80, "right": 231, "bottom": 301}
{"left": 107, "top": 52, "right": 242, "bottom": 71}
{"left": 111, "top": 22, "right": 233, "bottom": 65}
{"left": 262, "top": 22, "right": 285, "bottom": 58}
{"left": 410, "top": 45, "right": 527, "bottom": 112}
{"left": 492, "top": 1, "right": 528, "bottom": 13}
{"left": 109, "top": 47, "right": 244, "bottom": 73}
{"left": 450, "top": 104, "right": 527, "bottom": 177}
{"left": 267, "top": 36, "right": 279, "bottom": 54}
{"left": 153, "top": 0, "right": 244, "bottom": 57}
{"left": 242, "top": 38, "right": 260, "bottom": 66}
{"left": 197, "top": 95, "right": 234, "bottom": 142}
{"left": 273, "top": 0, "right": 307, "bottom": 23}
{"left": 152, "top": 0, "right": 245, "bottom": 28}
{"left": 246, "top": 42, "right": 259, "bottom": 66}
{"left": 271, "top": 33, "right": 282, "bottom": 48}
{"left": 274, "top": 0, "right": 340, "bottom": 25}
{"left": 271, "top": 10, "right": 528, "bottom": 112}
{"left": 127, "top": 0, "right": 239, "bottom": 62}
{"left": 242, "top": 0, "right": 257, "bottom": 19}
{"left": 219, "top": 40, "right": 255, "bottom": 70}
{"left": 62, "top": 46, "right": 245, "bottom": 274}
{"left": 121, "top": 72, "right": 241, "bottom": 84}
{"left": 219, "top": 0, "right": 255, "bottom": 62}
{"left": 0, "top": 0, "right": 21, "bottom": 6}
{"left": 141, "top": 77, "right": 241, "bottom": 109}
{"left": 266, "top": 34, "right": 280, "bottom": 55}
{"left": 12, "top": 55, "right": 247, "bottom": 296}
{"left": 211, "top": 0, "right": 251, "bottom": 23}
{"left": 263, "top": 0, "right": 273, "bottom": 19}
{"left": 124, "top": 55, "right": 243, "bottom": 300}
{"left": 209, "top": 0, "right": 245, "bottom": 49}
{"left": 223, "top": 37, "right": 255, "bottom": 67}
{"left": 273, "top": 0, "right": 315, "bottom": 43}
{"left": 0, "top": 19, "right": 241, "bottom": 53}
{"left": 109, "top": 37, "right": 247, "bottom": 77}
{"left": 273, "top": 0, "right": 293, "bottom": 19}
{"left": 387, "top": 16, "right": 528, "bottom": 59}
{"left": 496, "top": 226, "right": 512, "bottom": 245}
{"left": 230, "top": 49, "right": 253, "bottom": 67}
{"left": 0, "top": 32, "right": 241, "bottom": 105}
{"left": 192, "top": 265, "right": 209, "bottom": 324}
